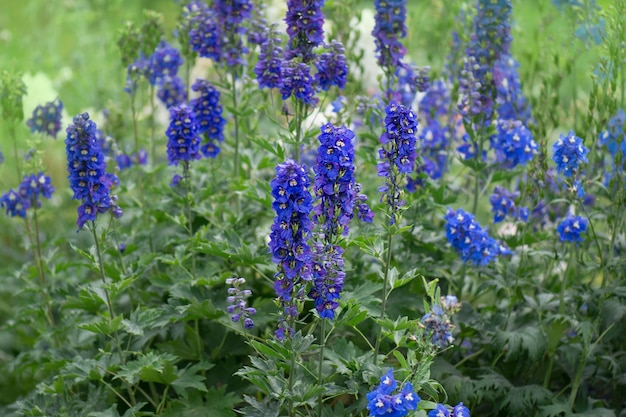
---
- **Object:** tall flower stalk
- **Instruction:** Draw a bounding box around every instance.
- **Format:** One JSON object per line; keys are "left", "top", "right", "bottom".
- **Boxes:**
{"left": 374, "top": 103, "right": 418, "bottom": 362}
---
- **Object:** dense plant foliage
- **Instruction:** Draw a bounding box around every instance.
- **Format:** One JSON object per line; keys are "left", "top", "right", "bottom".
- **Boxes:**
{"left": 0, "top": 0, "right": 625, "bottom": 416}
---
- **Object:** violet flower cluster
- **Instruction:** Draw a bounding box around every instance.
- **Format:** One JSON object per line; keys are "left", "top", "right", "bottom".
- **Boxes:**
{"left": 421, "top": 295, "right": 461, "bottom": 349}
{"left": 1, "top": 172, "right": 54, "bottom": 218}
{"left": 598, "top": 109, "right": 626, "bottom": 184}
{"left": 552, "top": 131, "right": 589, "bottom": 178}
{"left": 428, "top": 403, "right": 471, "bottom": 417}
{"left": 226, "top": 277, "right": 256, "bottom": 329}
{"left": 280, "top": 61, "right": 318, "bottom": 107}
{"left": 493, "top": 55, "right": 533, "bottom": 126}
{"left": 309, "top": 243, "right": 345, "bottom": 320}
{"left": 377, "top": 103, "right": 418, "bottom": 224}
{"left": 26, "top": 98, "right": 64, "bottom": 139}
{"left": 165, "top": 104, "right": 202, "bottom": 172}
{"left": 190, "top": 79, "right": 226, "bottom": 158}
{"left": 489, "top": 186, "right": 529, "bottom": 223}
{"left": 372, "top": 0, "right": 408, "bottom": 69}
{"left": 254, "top": 24, "right": 283, "bottom": 90}
{"left": 557, "top": 214, "right": 588, "bottom": 243}
{"left": 268, "top": 160, "right": 313, "bottom": 340}
{"left": 490, "top": 119, "right": 538, "bottom": 168}
{"left": 445, "top": 208, "right": 510, "bottom": 266}
{"left": 366, "top": 369, "right": 419, "bottom": 417}
{"left": 157, "top": 76, "right": 187, "bottom": 109}
{"left": 315, "top": 40, "right": 348, "bottom": 91}
{"left": 65, "top": 113, "right": 122, "bottom": 228}
{"left": 285, "top": 0, "right": 325, "bottom": 62}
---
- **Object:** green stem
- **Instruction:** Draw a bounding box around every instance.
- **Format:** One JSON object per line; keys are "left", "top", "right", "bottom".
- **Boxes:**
{"left": 317, "top": 319, "right": 327, "bottom": 417}
{"left": 10, "top": 124, "right": 22, "bottom": 180}
{"left": 32, "top": 208, "right": 55, "bottom": 327}
{"left": 288, "top": 329, "right": 295, "bottom": 417}
{"left": 183, "top": 161, "right": 196, "bottom": 274}
{"left": 156, "top": 385, "right": 170, "bottom": 415}
{"left": 374, "top": 229, "right": 395, "bottom": 364}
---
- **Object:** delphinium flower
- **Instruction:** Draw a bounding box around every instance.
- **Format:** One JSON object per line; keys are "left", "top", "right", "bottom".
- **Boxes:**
{"left": 552, "top": 131, "right": 589, "bottom": 178}
{"left": 378, "top": 103, "right": 418, "bottom": 224}
{"left": 124, "top": 55, "right": 150, "bottom": 95}
{"left": 255, "top": 24, "right": 283, "bottom": 89}
{"left": 190, "top": 79, "right": 226, "bottom": 158}
{"left": 213, "top": 0, "right": 253, "bottom": 67}
{"left": 117, "top": 149, "right": 148, "bottom": 171}
{"left": 490, "top": 119, "right": 538, "bottom": 168}
{"left": 315, "top": 40, "right": 348, "bottom": 91}
{"left": 157, "top": 75, "right": 187, "bottom": 108}
{"left": 1, "top": 173, "right": 55, "bottom": 218}
{"left": 226, "top": 277, "right": 256, "bottom": 329}
{"left": 285, "top": 0, "right": 325, "bottom": 63}
{"left": 268, "top": 160, "right": 313, "bottom": 340}
{"left": 165, "top": 104, "right": 201, "bottom": 183}
{"left": 598, "top": 109, "right": 626, "bottom": 184}
{"left": 187, "top": 1, "right": 222, "bottom": 61}
{"left": 147, "top": 41, "right": 184, "bottom": 85}
{"left": 372, "top": 0, "right": 408, "bottom": 70}
{"left": 557, "top": 214, "right": 588, "bottom": 243}
{"left": 421, "top": 304, "right": 455, "bottom": 349}
{"left": 366, "top": 369, "right": 420, "bottom": 417}
{"left": 26, "top": 98, "right": 64, "bottom": 138}
{"left": 489, "top": 186, "right": 529, "bottom": 223}
{"left": 417, "top": 118, "right": 451, "bottom": 180}
{"left": 428, "top": 402, "right": 471, "bottom": 417}
{"left": 493, "top": 55, "right": 533, "bottom": 126}
{"left": 65, "top": 113, "right": 123, "bottom": 228}
{"left": 280, "top": 60, "right": 318, "bottom": 107}
{"left": 308, "top": 243, "right": 345, "bottom": 319}
{"left": 445, "top": 208, "right": 510, "bottom": 266}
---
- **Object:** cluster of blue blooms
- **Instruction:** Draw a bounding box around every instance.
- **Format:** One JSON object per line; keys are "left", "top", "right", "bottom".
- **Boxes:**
{"left": 26, "top": 98, "right": 64, "bottom": 139}
{"left": 599, "top": 108, "right": 626, "bottom": 184}
{"left": 0, "top": 172, "right": 54, "bottom": 218}
{"left": 285, "top": 0, "right": 325, "bottom": 62}
{"left": 493, "top": 55, "right": 533, "bottom": 126}
{"left": 65, "top": 113, "right": 122, "bottom": 228}
{"left": 372, "top": 0, "right": 408, "bottom": 69}
{"left": 445, "top": 208, "right": 511, "bottom": 266}
{"left": 280, "top": 61, "right": 318, "bottom": 107}
{"left": 421, "top": 303, "right": 455, "bottom": 349}
{"left": 254, "top": 24, "right": 283, "bottom": 89}
{"left": 309, "top": 242, "right": 345, "bottom": 320}
{"left": 366, "top": 369, "right": 419, "bottom": 417}
{"left": 116, "top": 149, "right": 148, "bottom": 171}
{"left": 489, "top": 186, "right": 529, "bottom": 223}
{"left": 268, "top": 160, "right": 313, "bottom": 340}
{"left": 226, "top": 277, "right": 256, "bottom": 329}
{"left": 157, "top": 75, "right": 187, "bottom": 109}
{"left": 557, "top": 214, "right": 588, "bottom": 243}
{"left": 165, "top": 104, "right": 202, "bottom": 169}
{"left": 490, "top": 119, "right": 537, "bottom": 168}
{"left": 428, "top": 403, "right": 470, "bottom": 417}
{"left": 553, "top": 131, "right": 589, "bottom": 178}
{"left": 378, "top": 103, "right": 418, "bottom": 223}
{"left": 315, "top": 40, "right": 348, "bottom": 91}
{"left": 190, "top": 79, "right": 226, "bottom": 158}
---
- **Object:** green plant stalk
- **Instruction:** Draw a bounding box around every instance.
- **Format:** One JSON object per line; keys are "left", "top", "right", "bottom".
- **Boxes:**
{"left": 156, "top": 385, "right": 170, "bottom": 415}
{"left": 317, "top": 318, "right": 327, "bottom": 417}
{"left": 183, "top": 160, "right": 197, "bottom": 274}
{"left": 374, "top": 226, "right": 395, "bottom": 364}
{"left": 10, "top": 123, "right": 22, "bottom": 180}
{"left": 288, "top": 318, "right": 296, "bottom": 417}
{"left": 31, "top": 207, "right": 55, "bottom": 327}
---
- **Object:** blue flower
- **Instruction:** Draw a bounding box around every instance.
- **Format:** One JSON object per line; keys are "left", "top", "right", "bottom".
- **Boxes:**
{"left": 165, "top": 104, "right": 202, "bottom": 168}
{"left": 285, "top": 0, "right": 325, "bottom": 62}
{"left": 428, "top": 403, "right": 470, "bottom": 417}
{"left": 366, "top": 369, "right": 420, "bottom": 417}
{"left": 372, "top": 0, "right": 408, "bottom": 69}
{"left": 124, "top": 55, "right": 150, "bottom": 94}
{"left": 254, "top": 24, "right": 283, "bottom": 89}
{"left": 269, "top": 160, "right": 313, "bottom": 340}
{"left": 65, "top": 113, "right": 122, "bottom": 228}
{"left": 225, "top": 277, "right": 256, "bottom": 329}
{"left": 489, "top": 186, "right": 529, "bottom": 223}
{"left": 26, "top": 98, "right": 64, "bottom": 138}
{"left": 157, "top": 75, "right": 187, "bottom": 109}
{"left": 315, "top": 40, "right": 348, "bottom": 91}
{"left": 147, "top": 41, "right": 183, "bottom": 85}
{"left": 214, "top": 0, "right": 253, "bottom": 66}
{"left": 552, "top": 131, "right": 589, "bottom": 178}
{"left": 187, "top": 2, "right": 222, "bottom": 61}
{"left": 428, "top": 404, "right": 450, "bottom": 417}
{"left": 422, "top": 304, "right": 455, "bottom": 348}
{"left": 417, "top": 118, "right": 450, "bottom": 180}
{"left": 557, "top": 214, "right": 588, "bottom": 243}
{"left": 491, "top": 119, "right": 538, "bottom": 168}
{"left": 493, "top": 55, "right": 532, "bottom": 126}
{"left": 280, "top": 60, "right": 318, "bottom": 107}
{"left": 190, "top": 79, "right": 226, "bottom": 158}
{"left": 445, "top": 208, "right": 509, "bottom": 266}
{"left": 453, "top": 403, "right": 470, "bottom": 417}
{"left": 308, "top": 243, "right": 345, "bottom": 320}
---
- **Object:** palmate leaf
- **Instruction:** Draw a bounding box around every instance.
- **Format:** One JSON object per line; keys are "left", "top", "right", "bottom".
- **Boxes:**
{"left": 114, "top": 352, "right": 178, "bottom": 385}
{"left": 499, "top": 384, "right": 552, "bottom": 415}
{"left": 163, "top": 389, "right": 238, "bottom": 417}
{"left": 494, "top": 326, "right": 547, "bottom": 362}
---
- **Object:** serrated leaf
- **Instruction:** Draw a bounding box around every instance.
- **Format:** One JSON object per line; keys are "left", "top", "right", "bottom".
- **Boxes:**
{"left": 78, "top": 315, "right": 123, "bottom": 335}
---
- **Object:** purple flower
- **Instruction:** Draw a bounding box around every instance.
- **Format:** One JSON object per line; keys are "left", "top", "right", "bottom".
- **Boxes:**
{"left": 65, "top": 113, "right": 122, "bottom": 228}
{"left": 419, "top": 79, "right": 451, "bottom": 121}
{"left": 315, "top": 41, "right": 348, "bottom": 91}
{"left": 269, "top": 160, "right": 313, "bottom": 340}
{"left": 157, "top": 75, "right": 187, "bottom": 109}
{"left": 366, "top": 369, "right": 420, "bottom": 417}
{"left": 147, "top": 41, "right": 183, "bottom": 85}
{"left": 1, "top": 172, "right": 55, "bottom": 218}
{"left": 280, "top": 60, "right": 318, "bottom": 107}
{"left": 445, "top": 208, "right": 509, "bottom": 266}
{"left": 124, "top": 55, "right": 150, "bottom": 94}
{"left": 190, "top": 79, "right": 226, "bottom": 158}
{"left": 552, "top": 131, "right": 589, "bottom": 178}
{"left": 26, "top": 98, "right": 64, "bottom": 138}
{"left": 416, "top": 118, "right": 451, "bottom": 180}
{"left": 254, "top": 24, "right": 284, "bottom": 89}
{"left": 422, "top": 304, "right": 455, "bottom": 348}
{"left": 225, "top": 277, "right": 256, "bottom": 329}
{"left": 308, "top": 243, "right": 345, "bottom": 320}
{"left": 285, "top": 0, "right": 325, "bottom": 62}
{"left": 214, "top": 0, "right": 253, "bottom": 66}
{"left": 165, "top": 104, "right": 202, "bottom": 168}
{"left": 491, "top": 119, "right": 538, "bottom": 168}
{"left": 489, "top": 186, "right": 529, "bottom": 223}
{"left": 557, "top": 214, "right": 588, "bottom": 243}
{"left": 493, "top": 55, "right": 532, "bottom": 126}
{"left": 187, "top": 2, "right": 222, "bottom": 61}
{"left": 372, "top": 0, "right": 408, "bottom": 69}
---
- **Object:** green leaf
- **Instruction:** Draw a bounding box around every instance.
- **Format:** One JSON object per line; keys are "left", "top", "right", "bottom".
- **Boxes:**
{"left": 78, "top": 315, "right": 123, "bottom": 335}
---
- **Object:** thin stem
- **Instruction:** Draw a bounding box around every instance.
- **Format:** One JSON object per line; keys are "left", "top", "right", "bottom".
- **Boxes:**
{"left": 288, "top": 328, "right": 296, "bottom": 417}
{"left": 91, "top": 222, "right": 115, "bottom": 319}
{"left": 156, "top": 385, "right": 170, "bottom": 415}
{"left": 183, "top": 161, "right": 196, "bottom": 273}
{"left": 32, "top": 207, "right": 55, "bottom": 327}
{"left": 317, "top": 319, "right": 327, "bottom": 417}
{"left": 374, "top": 229, "right": 395, "bottom": 364}
{"left": 10, "top": 124, "right": 22, "bottom": 180}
